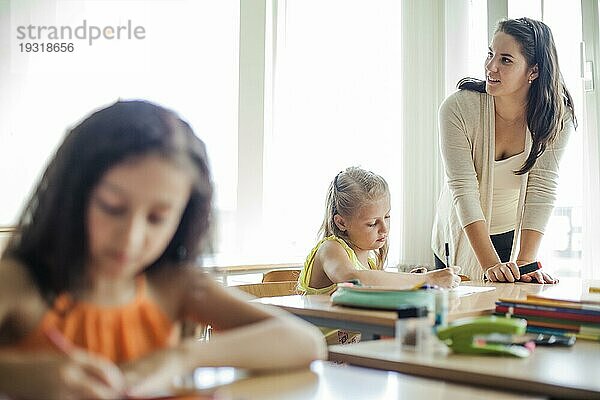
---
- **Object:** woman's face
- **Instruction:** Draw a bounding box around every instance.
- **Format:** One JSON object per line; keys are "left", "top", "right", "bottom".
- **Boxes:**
{"left": 86, "top": 154, "right": 192, "bottom": 281}
{"left": 484, "top": 31, "right": 537, "bottom": 100}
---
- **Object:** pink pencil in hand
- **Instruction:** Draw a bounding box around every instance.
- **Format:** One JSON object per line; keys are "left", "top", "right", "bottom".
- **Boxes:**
{"left": 45, "top": 328, "right": 131, "bottom": 397}
{"left": 45, "top": 328, "right": 76, "bottom": 355}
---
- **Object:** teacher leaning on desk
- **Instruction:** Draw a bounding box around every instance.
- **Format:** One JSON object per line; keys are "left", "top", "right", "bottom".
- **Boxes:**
{"left": 431, "top": 17, "right": 576, "bottom": 283}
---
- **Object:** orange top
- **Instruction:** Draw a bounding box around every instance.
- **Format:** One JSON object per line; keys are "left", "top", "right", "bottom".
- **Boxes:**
{"left": 16, "top": 276, "right": 177, "bottom": 363}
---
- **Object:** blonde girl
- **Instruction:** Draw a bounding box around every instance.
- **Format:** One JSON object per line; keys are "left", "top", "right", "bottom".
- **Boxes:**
{"left": 299, "top": 167, "right": 459, "bottom": 295}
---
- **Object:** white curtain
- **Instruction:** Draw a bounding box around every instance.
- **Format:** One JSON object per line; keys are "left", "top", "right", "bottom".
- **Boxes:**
{"left": 581, "top": 0, "right": 600, "bottom": 279}
{"left": 581, "top": 103, "right": 600, "bottom": 279}
{"left": 398, "top": 0, "right": 482, "bottom": 267}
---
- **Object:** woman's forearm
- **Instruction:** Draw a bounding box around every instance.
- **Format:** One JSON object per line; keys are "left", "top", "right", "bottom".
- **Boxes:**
{"left": 463, "top": 220, "right": 501, "bottom": 271}
{"left": 516, "top": 229, "right": 543, "bottom": 263}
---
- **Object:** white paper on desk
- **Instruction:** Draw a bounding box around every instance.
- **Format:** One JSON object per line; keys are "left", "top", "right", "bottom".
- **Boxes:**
{"left": 172, "top": 367, "right": 250, "bottom": 393}
{"left": 450, "top": 285, "right": 496, "bottom": 297}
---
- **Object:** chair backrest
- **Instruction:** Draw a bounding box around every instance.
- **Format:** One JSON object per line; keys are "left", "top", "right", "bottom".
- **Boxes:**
{"left": 234, "top": 281, "right": 299, "bottom": 298}
{"left": 262, "top": 268, "right": 301, "bottom": 283}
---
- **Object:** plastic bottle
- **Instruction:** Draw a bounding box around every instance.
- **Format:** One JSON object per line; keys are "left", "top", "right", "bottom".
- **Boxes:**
{"left": 396, "top": 305, "right": 430, "bottom": 351}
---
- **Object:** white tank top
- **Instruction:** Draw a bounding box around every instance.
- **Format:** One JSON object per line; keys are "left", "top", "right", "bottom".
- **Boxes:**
{"left": 490, "top": 135, "right": 530, "bottom": 235}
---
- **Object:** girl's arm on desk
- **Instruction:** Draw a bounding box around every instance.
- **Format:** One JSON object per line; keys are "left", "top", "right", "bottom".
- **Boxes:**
{"left": 319, "top": 241, "right": 460, "bottom": 289}
{"left": 122, "top": 268, "right": 327, "bottom": 397}
{"left": 337, "top": 265, "right": 459, "bottom": 289}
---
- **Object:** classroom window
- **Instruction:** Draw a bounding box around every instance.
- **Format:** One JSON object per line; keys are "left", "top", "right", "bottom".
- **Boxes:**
{"left": 4, "top": 1, "right": 596, "bottom": 278}
{"left": 508, "top": 0, "right": 586, "bottom": 277}
{"left": 1, "top": 1, "right": 239, "bottom": 245}
{"left": 260, "top": 0, "right": 404, "bottom": 265}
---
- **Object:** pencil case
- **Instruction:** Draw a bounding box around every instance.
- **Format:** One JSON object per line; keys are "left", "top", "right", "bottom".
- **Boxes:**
{"left": 331, "top": 284, "right": 434, "bottom": 311}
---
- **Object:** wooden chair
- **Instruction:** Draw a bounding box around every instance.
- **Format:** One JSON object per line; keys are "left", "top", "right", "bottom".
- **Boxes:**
{"left": 262, "top": 268, "right": 301, "bottom": 283}
{"left": 234, "top": 281, "right": 299, "bottom": 298}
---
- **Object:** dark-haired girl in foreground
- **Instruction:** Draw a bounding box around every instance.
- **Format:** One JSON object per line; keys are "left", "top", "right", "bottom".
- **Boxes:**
{"left": 0, "top": 100, "right": 326, "bottom": 399}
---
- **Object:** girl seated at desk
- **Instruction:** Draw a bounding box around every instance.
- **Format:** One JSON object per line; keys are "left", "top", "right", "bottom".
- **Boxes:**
{"left": 298, "top": 167, "right": 460, "bottom": 295}
{"left": 0, "top": 100, "right": 326, "bottom": 399}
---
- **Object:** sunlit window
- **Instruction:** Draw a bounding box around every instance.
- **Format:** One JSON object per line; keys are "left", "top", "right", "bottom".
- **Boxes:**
{"left": 1, "top": 1, "right": 239, "bottom": 251}
{"left": 3, "top": 1, "right": 593, "bottom": 276}
{"left": 262, "top": 0, "right": 404, "bottom": 265}
{"left": 508, "top": 0, "right": 584, "bottom": 277}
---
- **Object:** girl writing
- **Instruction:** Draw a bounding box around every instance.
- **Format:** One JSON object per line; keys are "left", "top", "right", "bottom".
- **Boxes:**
{"left": 299, "top": 167, "right": 460, "bottom": 295}
{"left": 0, "top": 100, "right": 326, "bottom": 399}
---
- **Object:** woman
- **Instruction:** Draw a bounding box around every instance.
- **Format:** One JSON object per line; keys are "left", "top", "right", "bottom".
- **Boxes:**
{"left": 432, "top": 17, "right": 576, "bottom": 282}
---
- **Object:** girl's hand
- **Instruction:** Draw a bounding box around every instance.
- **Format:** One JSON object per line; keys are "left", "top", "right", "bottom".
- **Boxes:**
{"left": 27, "top": 351, "right": 125, "bottom": 399}
{"left": 122, "top": 346, "right": 188, "bottom": 397}
{"left": 425, "top": 267, "right": 461, "bottom": 288}
{"left": 484, "top": 262, "right": 520, "bottom": 282}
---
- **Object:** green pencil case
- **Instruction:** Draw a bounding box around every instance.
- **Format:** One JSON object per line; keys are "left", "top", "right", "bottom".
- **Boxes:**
{"left": 331, "top": 283, "right": 434, "bottom": 311}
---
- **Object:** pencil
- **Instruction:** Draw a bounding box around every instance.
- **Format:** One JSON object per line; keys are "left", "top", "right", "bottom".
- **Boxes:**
{"left": 45, "top": 328, "right": 129, "bottom": 397}
{"left": 45, "top": 327, "right": 75, "bottom": 355}
{"left": 444, "top": 242, "right": 451, "bottom": 268}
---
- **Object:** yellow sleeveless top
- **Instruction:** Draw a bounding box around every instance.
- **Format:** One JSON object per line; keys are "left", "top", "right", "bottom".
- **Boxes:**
{"left": 298, "top": 235, "right": 376, "bottom": 295}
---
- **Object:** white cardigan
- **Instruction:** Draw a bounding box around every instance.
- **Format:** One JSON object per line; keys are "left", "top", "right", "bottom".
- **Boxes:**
{"left": 432, "top": 89, "right": 574, "bottom": 280}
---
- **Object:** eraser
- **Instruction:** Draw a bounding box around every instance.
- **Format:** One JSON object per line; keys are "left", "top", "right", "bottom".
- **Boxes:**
{"left": 519, "top": 261, "right": 542, "bottom": 275}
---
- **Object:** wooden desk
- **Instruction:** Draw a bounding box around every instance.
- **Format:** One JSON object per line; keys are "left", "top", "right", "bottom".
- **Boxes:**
{"left": 212, "top": 361, "right": 542, "bottom": 400}
{"left": 255, "top": 280, "right": 555, "bottom": 339}
{"left": 447, "top": 280, "right": 553, "bottom": 319}
{"left": 256, "top": 293, "right": 397, "bottom": 338}
{"left": 328, "top": 339, "right": 600, "bottom": 399}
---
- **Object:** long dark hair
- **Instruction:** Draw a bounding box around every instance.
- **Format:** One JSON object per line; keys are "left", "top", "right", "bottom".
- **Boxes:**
{"left": 458, "top": 17, "right": 576, "bottom": 174}
{"left": 4, "top": 100, "right": 213, "bottom": 301}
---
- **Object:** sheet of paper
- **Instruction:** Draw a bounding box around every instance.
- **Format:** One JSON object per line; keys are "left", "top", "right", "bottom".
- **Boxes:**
{"left": 451, "top": 285, "right": 496, "bottom": 297}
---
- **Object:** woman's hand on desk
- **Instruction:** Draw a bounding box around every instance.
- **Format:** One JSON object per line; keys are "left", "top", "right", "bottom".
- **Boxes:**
{"left": 484, "top": 262, "right": 520, "bottom": 282}
{"left": 516, "top": 260, "right": 559, "bottom": 284}
{"left": 485, "top": 261, "right": 559, "bottom": 284}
